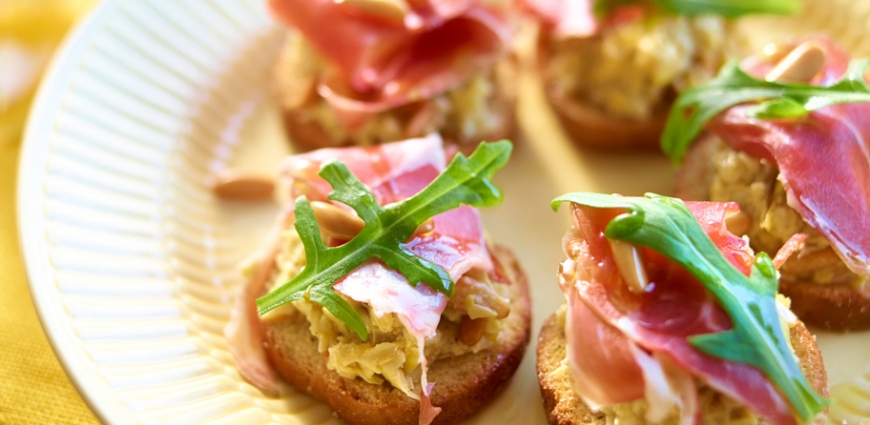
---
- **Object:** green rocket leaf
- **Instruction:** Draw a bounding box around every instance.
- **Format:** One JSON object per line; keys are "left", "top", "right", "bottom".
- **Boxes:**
{"left": 661, "top": 59, "right": 870, "bottom": 162}
{"left": 256, "top": 141, "right": 513, "bottom": 341}
{"left": 552, "top": 192, "right": 829, "bottom": 422}
{"left": 595, "top": 0, "right": 799, "bottom": 18}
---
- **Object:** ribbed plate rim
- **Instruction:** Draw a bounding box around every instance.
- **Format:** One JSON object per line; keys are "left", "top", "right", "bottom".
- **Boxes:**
{"left": 19, "top": 1, "right": 159, "bottom": 423}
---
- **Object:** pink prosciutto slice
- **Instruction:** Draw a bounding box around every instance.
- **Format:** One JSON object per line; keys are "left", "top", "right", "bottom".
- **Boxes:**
{"left": 517, "top": 0, "right": 643, "bottom": 38}
{"left": 706, "top": 36, "right": 870, "bottom": 277}
{"left": 419, "top": 383, "right": 442, "bottom": 425}
{"left": 284, "top": 135, "right": 493, "bottom": 338}
{"left": 518, "top": 0, "right": 596, "bottom": 36}
{"left": 560, "top": 278, "right": 645, "bottom": 408}
{"left": 224, "top": 206, "right": 295, "bottom": 396}
{"left": 269, "top": 0, "right": 510, "bottom": 129}
{"left": 560, "top": 200, "right": 803, "bottom": 425}
{"left": 281, "top": 132, "right": 446, "bottom": 205}
{"left": 279, "top": 133, "right": 495, "bottom": 297}
{"left": 227, "top": 135, "right": 495, "bottom": 413}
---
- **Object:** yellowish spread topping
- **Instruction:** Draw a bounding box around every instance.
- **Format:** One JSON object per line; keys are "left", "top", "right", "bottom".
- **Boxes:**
{"left": 708, "top": 139, "right": 860, "bottom": 286}
{"left": 600, "top": 389, "right": 758, "bottom": 425}
{"left": 546, "top": 15, "right": 744, "bottom": 121}
{"left": 259, "top": 228, "right": 508, "bottom": 397}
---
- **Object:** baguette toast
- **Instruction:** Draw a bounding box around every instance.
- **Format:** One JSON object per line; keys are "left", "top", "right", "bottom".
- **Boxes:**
{"left": 263, "top": 244, "right": 531, "bottom": 425}
{"left": 536, "top": 29, "right": 666, "bottom": 150}
{"left": 534, "top": 15, "right": 739, "bottom": 151}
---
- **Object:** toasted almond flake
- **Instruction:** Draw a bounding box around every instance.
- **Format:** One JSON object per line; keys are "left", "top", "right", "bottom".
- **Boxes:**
{"left": 311, "top": 201, "right": 365, "bottom": 240}
{"left": 211, "top": 171, "right": 275, "bottom": 201}
{"left": 765, "top": 41, "right": 827, "bottom": 83}
{"left": 609, "top": 240, "right": 649, "bottom": 294}
{"left": 725, "top": 210, "right": 752, "bottom": 237}
{"left": 458, "top": 316, "right": 487, "bottom": 346}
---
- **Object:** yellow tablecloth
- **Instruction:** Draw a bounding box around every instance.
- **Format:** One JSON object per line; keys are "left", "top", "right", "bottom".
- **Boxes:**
{"left": 0, "top": 139, "right": 99, "bottom": 425}
{"left": 1, "top": 1, "right": 99, "bottom": 423}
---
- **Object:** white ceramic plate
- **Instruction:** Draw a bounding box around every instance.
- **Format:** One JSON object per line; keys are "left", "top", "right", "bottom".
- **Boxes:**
{"left": 18, "top": 0, "right": 870, "bottom": 424}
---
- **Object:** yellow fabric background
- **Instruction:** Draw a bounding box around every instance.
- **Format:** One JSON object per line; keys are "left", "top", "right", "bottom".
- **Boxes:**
{"left": 0, "top": 142, "right": 99, "bottom": 425}
{"left": 1, "top": 1, "right": 99, "bottom": 423}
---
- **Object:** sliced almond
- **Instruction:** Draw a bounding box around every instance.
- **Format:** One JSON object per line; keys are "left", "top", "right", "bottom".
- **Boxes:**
{"left": 337, "top": 0, "right": 407, "bottom": 25}
{"left": 415, "top": 218, "right": 434, "bottom": 235}
{"left": 311, "top": 201, "right": 365, "bottom": 240}
{"left": 494, "top": 301, "right": 511, "bottom": 320}
{"left": 406, "top": 218, "right": 435, "bottom": 242}
{"left": 458, "top": 316, "right": 487, "bottom": 346}
{"left": 765, "top": 41, "right": 827, "bottom": 83}
{"left": 761, "top": 42, "right": 785, "bottom": 60}
{"left": 608, "top": 240, "right": 649, "bottom": 294}
{"left": 211, "top": 171, "right": 275, "bottom": 201}
{"left": 725, "top": 211, "right": 752, "bottom": 236}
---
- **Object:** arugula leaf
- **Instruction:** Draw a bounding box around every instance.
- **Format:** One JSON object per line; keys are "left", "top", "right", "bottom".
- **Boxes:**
{"left": 551, "top": 192, "right": 829, "bottom": 422}
{"left": 593, "top": 0, "right": 636, "bottom": 15}
{"left": 661, "top": 59, "right": 870, "bottom": 163}
{"left": 654, "top": 0, "right": 799, "bottom": 17}
{"left": 594, "top": 0, "right": 799, "bottom": 18}
{"left": 256, "top": 141, "right": 513, "bottom": 341}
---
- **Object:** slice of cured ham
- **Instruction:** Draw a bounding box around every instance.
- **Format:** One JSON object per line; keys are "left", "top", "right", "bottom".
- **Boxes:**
{"left": 269, "top": 0, "right": 510, "bottom": 128}
{"left": 281, "top": 133, "right": 445, "bottom": 205}
{"left": 226, "top": 135, "right": 495, "bottom": 413}
{"left": 560, "top": 200, "right": 803, "bottom": 425}
{"left": 517, "top": 0, "right": 643, "bottom": 38}
{"left": 518, "top": 0, "right": 598, "bottom": 37}
{"left": 280, "top": 133, "right": 495, "bottom": 307}
{"left": 224, "top": 206, "right": 295, "bottom": 396}
{"left": 706, "top": 36, "right": 870, "bottom": 277}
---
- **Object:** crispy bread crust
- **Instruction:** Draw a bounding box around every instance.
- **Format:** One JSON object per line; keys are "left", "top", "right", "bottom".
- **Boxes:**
{"left": 263, "top": 244, "right": 531, "bottom": 425}
{"left": 281, "top": 107, "right": 347, "bottom": 151}
{"left": 536, "top": 314, "right": 605, "bottom": 425}
{"left": 280, "top": 105, "right": 517, "bottom": 154}
{"left": 676, "top": 136, "right": 870, "bottom": 331}
{"left": 536, "top": 29, "right": 666, "bottom": 151}
{"left": 536, "top": 313, "right": 829, "bottom": 425}
{"left": 779, "top": 279, "right": 870, "bottom": 331}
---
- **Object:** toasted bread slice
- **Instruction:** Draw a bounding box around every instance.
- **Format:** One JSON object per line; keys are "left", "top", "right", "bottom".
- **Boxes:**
{"left": 536, "top": 29, "right": 667, "bottom": 151}
{"left": 779, "top": 280, "right": 870, "bottom": 331}
{"left": 676, "top": 135, "right": 870, "bottom": 331}
{"left": 279, "top": 103, "right": 517, "bottom": 154}
{"left": 536, "top": 313, "right": 829, "bottom": 425}
{"left": 263, "top": 244, "right": 531, "bottom": 425}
